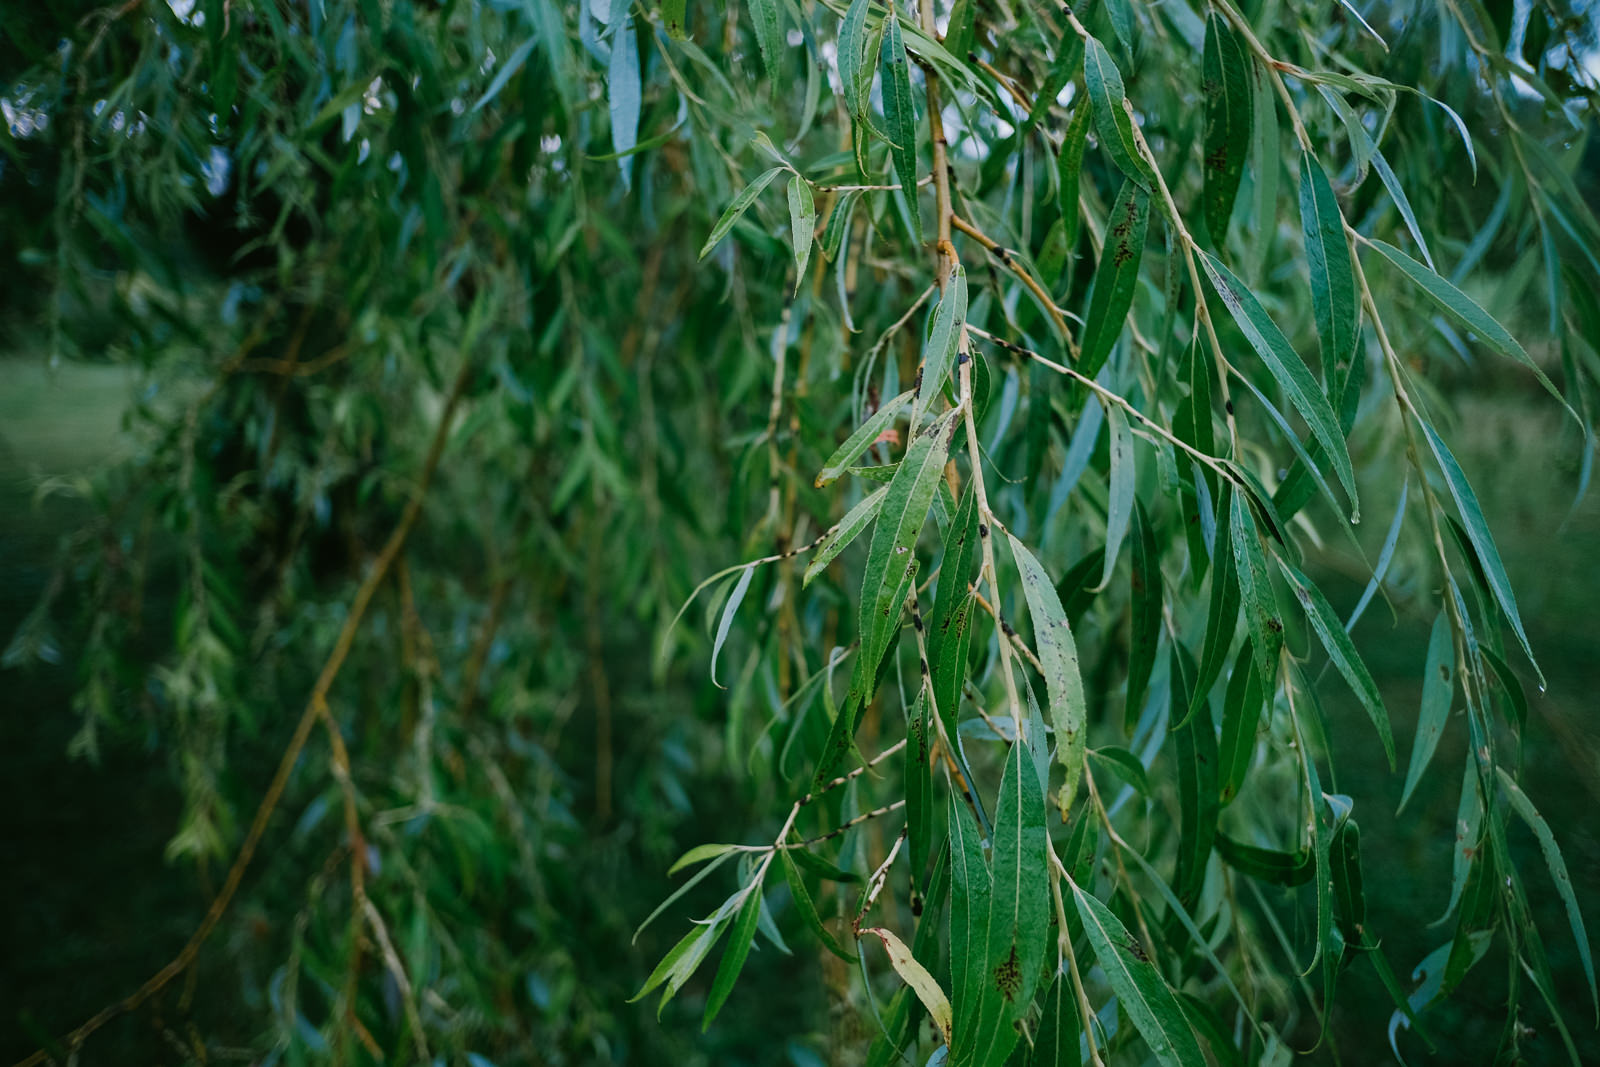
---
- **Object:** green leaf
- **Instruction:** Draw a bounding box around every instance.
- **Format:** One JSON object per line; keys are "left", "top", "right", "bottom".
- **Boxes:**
{"left": 1126, "top": 500, "right": 1162, "bottom": 727}
{"left": 1189, "top": 492, "right": 1238, "bottom": 724}
{"left": 1276, "top": 557, "right": 1395, "bottom": 768}
{"left": 1248, "top": 58, "right": 1281, "bottom": 272}
{"left": 863, "top": 926, "right": 953, "bottom": 1046}
{"left": 917, "top": 265, "right": 967, "bottom": 417}
{"left": 1286, "top": 667, "right": 1338, "bottom": 1036}
{"left": 634, "top": 849, "right": 738, "bottom": 943}
{"left": 821, "top": 189, "right": 860, "bottom": 262}
{"left": 631, "top": 919, "right": 721, "bottom": 1007}
{"left": 1088, "top": 745, "right": 1150, "bottom": 796}
{"left": 788, "top": 844, "right": 861, "bottom": 885}
{"left": 1199, "top": 250, "right": 1357, "bottom": 511}
{"left": 779, "top": 848, "right": 855, "bottom": 961}
{"left": 949, "top": 788, "right": 993, "bottom": 1042}
{"left": 1095, "top": 402, "right": 1136, "bottom": 592}
{"left": 661, "top": 0, "right": 689, "bottom": 39}
{"left": 607, "top": 11, "right": 641, "bottom": 170}
{"left": 1496, "top": 768, "right": 1599, "bottom": 1021}
{"left": 1055, "top": 547, "right": 1107, "bottom": 625}
{"left": 1366, "top": 238, "right": 1571, "bottom": 414}
{"left": 1216, "top": 833, "right": 1313, "bottom": 886}
{"left": 1217, "top": 643, "right": 1262, "bottom": 805}
{"left": 1173, "top": 341, "right": 1218, "bottom": 585}
{"left": 930, "top": 488, "right": 981, "bottom": 744}
{"left": 1440, "top": 757, "right": 1485, "bottom": 924}
{"left": 668, "top": 842, "right": 738, "bottom": 876}
{"left": 1008, "top": 533, "right": 1089, "bottom": 816}
{"left": 838, "top": 0, "right": 873, "bottom": 117}
{"left": 1083, "top": 35, "right": 1150, "bottom": 186}
{"left": 1028, "top": 973, "right": 1080, "bottom": 1066}
{"left": 805, "top": 486, "right": 889, "bottom": 587}
{"left": 815, "top": 389, "right": 915, "bottom": 487}
{"left": 944, "top": 0, "right": 977, "bottom": 59}
{"left": 1079, "top": 179, "right": 1151, "bottom": 378}
{"left": 1418, "top": 419, "right": 1543, "bottom": 686}
{"left": 700, "top": 166, "right": 786, "bottom": 259}
{"left": 710, "top": 565, "right": 755, "bottom": 688}
{"left": 1071, "top": 881, "right": 1208, "bottom": 1067}
{"left": 471, "top": 37, "right": 538, "bottom": 114}
{"left": 1398, "top": 609, "right": 1453, "bottom": 813}
{"left": 1331, "top": 819, "right": 1366, "bottom": 948}
{"left": 1298, "top": 152, "right": 1357, "bottom": 369}
{"left": 1201, "top": 12, "right": 1252, "bottom": 238}
{"left": 859, "top": 408, "right": 961, "bottom": 680}
{"left": 1171, "top": 643, "right": 1217, "bottom": 906}
{"left": 748, "top": 0, "right": 785, "bottom": 77}
{"left": 955, "top": 740, "right": 1049, "bottom": 1067}
{"left": 905, "top": 690, "right": 935, "bottom": 888}
{"left": 1230, "top": 490, "right": 1282, "bottom": 698}
{"left": 787, "top": 175, "right": 816, "bottom": 290}
{"left": 880, "top": 12, "right": 923, "bottom": 245}
{"left": 703, "top": 886, "right": 763, "bottom": 1029}
{"left": 1057, "top": 99, "right": 1092, "bottom": 249}
{"left": 1481, "top": 645, "right": 1528, "bottom": 732}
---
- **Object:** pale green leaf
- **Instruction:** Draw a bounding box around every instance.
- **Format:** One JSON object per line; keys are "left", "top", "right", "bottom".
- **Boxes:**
{"left": 700, "top": 166, "right": 786, "bottom": 259}
{"left": 864, "top": 926, "right": 953, "bottom": 1046}
{"left": 949, "top": 788, "right": 993, "bottom": 1042}
{"left": 1095, "top": 403, "right": 1135, "bottom": 591}
{"left": 788, "top": 175, "right": 816, "bottom": 290}
{"left": 804, "top": 486, "right": 889, "bottom": 587}
{"left": 1008, "top": 533, "right": 1088, "bottom": 815}
{"left": 815, "top": 389, "right": 914, "bottom": 487}
{"left": 858, "top": 408, "right": 961, "bottom": 675}
{"left": 668, "top": 842, "right": 738, "bottom": 877}
{"left": 917, "top": 265, "right": 967, "bottom": 418}
{"left": 710, "top": 565, "right": 755, "bottom": 688}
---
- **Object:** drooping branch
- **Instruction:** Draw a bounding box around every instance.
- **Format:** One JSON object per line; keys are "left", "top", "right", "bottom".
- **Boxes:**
{"left": 16, "top": 353, "right": 476, "bottom": 1067}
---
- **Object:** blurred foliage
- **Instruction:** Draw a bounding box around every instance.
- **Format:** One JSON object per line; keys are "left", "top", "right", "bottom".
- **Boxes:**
{"left": 2, "top": 0, "right": 1600, "bottom": 1065}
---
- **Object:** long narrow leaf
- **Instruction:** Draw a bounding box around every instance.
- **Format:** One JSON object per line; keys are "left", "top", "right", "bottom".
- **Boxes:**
{"left": 816, "top": 389, "right": 915, "bottom": 487}
{"left": 700, "top": 166, "right": 786, "bottom": 259}
{"left": 1071, "top": 881, "right": 1207, "bottom": 1066}
{"left": 1497, "top": 769, "right": 1599, "bottom": 1020}
{"left": 1398, "top": 610, "right": 1453, "bottom": 812}
{"left": 1008, "top": 533, "right": 1089, "bottom": 815}
{"left": 1419, "top": 419, "right": 1543, "bottom": 686}
{"left": 1200, "top": 250, "right": 1357, "bottom": 511}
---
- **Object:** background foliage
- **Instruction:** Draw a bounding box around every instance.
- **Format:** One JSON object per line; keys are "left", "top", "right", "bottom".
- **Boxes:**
{"left": 3, "top": 0, "right": 1600, "bottom": 1064}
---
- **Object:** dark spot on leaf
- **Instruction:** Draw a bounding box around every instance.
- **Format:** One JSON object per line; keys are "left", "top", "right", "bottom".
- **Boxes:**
{"left": 993, "top": 944, "right": 1023, "bottom": 1001}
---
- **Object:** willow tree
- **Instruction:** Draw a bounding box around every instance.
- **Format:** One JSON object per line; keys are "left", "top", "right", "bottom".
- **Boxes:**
{"left": 4, "top": 0, "right": 1598, "bottom": 1064}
